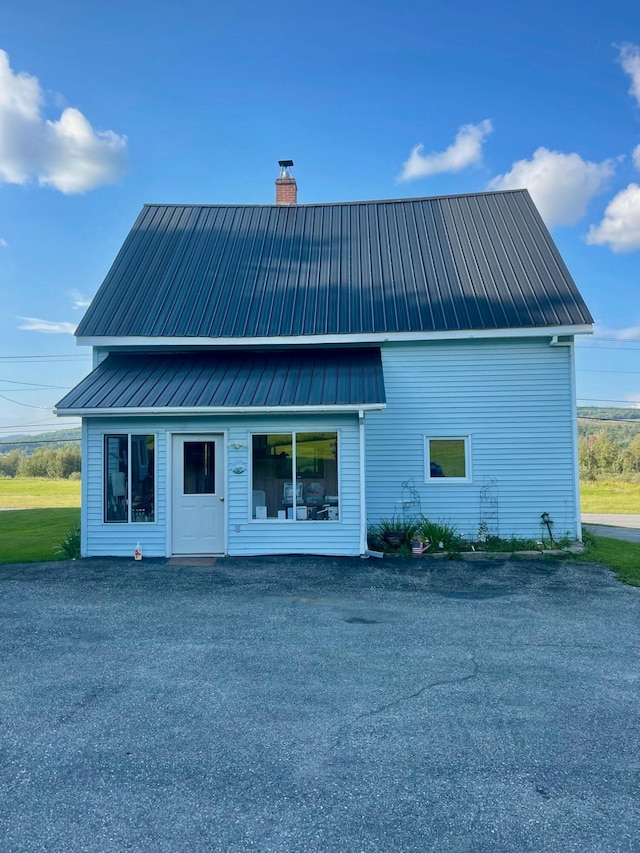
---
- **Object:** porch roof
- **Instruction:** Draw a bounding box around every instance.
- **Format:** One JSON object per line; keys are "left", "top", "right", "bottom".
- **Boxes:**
{"left": 54, "top": 348, "right": 386, "bottom": 415}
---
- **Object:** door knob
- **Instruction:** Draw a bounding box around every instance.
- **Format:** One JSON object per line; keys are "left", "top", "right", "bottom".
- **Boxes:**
{"left": 219, "top": 496, "right": 224, "bottom": 502}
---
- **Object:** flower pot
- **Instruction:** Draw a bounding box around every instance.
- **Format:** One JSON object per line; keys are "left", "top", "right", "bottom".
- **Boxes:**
{"left": 411, "top": 539, "right": 429, "bottom": 555}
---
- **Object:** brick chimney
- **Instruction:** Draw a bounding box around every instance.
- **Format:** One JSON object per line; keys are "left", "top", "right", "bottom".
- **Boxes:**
{"left": 275, "top": 159, "right": 297, "bottom": 205}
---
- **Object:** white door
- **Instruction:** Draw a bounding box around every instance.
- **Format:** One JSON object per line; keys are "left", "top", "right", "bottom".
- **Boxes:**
{"left": 171, "top": 435, "right": 225, "bottom": 554}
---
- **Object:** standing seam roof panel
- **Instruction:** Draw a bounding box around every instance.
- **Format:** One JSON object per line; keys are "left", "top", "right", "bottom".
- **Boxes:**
{"left": 75, "top": 191, "right": 593, "bottom": 340}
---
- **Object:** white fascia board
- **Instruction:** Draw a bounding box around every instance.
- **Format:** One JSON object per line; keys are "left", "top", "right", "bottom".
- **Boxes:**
{"left": 53, "top": 403, "right": 387, "bottom": 417}
{"left": 76, "top": 324, "right": 594, "bottom": 349}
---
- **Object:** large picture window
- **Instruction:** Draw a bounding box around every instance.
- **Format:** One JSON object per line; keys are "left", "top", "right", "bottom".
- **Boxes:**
{"left": 104, "top": 434, "right": 155, "bottom": 522}
{"left": 251, "top": 432, "right": 339, "bottom": 521}
{"left": 425, "top": 436, "right": 471, "bottom": 482}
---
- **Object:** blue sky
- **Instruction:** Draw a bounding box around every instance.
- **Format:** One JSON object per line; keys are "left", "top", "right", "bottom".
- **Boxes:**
{"left": 0, "top": 0, "right": 639, "bottom": 435}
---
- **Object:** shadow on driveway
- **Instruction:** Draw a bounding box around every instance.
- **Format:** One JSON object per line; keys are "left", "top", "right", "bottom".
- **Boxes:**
{"left": 1, "top": 556, "right": 639, "bottom": 852}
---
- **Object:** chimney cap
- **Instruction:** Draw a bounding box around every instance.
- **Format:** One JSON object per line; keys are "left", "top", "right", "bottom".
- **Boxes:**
{"left": 275, "top": 160, "right": 297, "bottom": 204}
{"left": 277, "top": 159, "right": 294, "bottom": 179}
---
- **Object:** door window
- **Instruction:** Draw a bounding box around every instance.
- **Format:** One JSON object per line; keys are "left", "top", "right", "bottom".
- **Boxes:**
{"left": 183, "top": 441, "right": 216, "bottom": 494}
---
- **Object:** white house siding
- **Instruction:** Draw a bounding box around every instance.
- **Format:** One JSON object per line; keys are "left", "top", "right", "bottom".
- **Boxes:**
{"left": 82, "top": 414, "right": 361, "bottom": 557}
{"left": 365, "top": 338, "right": 580, "bottom": 541}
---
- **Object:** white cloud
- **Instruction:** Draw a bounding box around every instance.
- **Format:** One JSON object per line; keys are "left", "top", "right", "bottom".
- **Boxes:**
{"left": 618, "top": 43, "right": 640, "bottom": 105}
{"left": 633, "top": 144, "right": 640, "bottom": 171}
{"left": 587, "top": 183, "right": 640, "bottom": 252}
{"left": 0, "top": 237, "right": 7, "bottom": 247}
{"left": 398, "top": 120, "right": 493, "bottom": 182}
{"left": 593, "top": 323, "right": 640, "bottom": 340}
{"left": 0, "top": 49, "right": 127, "bottom": 193}
{"left": 489, "top": 148, "right": 614, "bottom": 227}
{"left": 18, "top": 317, "right": 76, "bottom": 334}
{"left": 68, "top": 289, "right": 91, "bottom": 309}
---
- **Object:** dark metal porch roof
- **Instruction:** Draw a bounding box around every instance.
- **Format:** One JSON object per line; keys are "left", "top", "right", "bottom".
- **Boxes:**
{"left": 54, "top": 349, "right": 386, "bottom": 414}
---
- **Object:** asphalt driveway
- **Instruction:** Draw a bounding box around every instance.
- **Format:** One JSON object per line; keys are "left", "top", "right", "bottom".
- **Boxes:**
{"left": 1, "top": 555, "right": 639, "bottom": 852}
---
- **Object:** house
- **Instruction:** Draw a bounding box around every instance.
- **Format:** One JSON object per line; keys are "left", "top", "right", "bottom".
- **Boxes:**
{"left": 55, "top": 163, "right": 593, "bottom": 558}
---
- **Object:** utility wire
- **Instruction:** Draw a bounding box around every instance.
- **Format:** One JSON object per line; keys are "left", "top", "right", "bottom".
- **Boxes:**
{"left": 578, "top": 416, "right": 640, "bottom": 423}
{"left": 576, "top": 368, "right": 640, "bottom": 375}
{"left": 576, "top": 344, "right": 640, "bottom": 351}
{"left": 0, "top": 378, "right": 71, "bottom": 389}
{"left": 0, "top": 437, "right": 80, "bottom": 446}
{"left": 578, "top": 398, "right": 640, "bottom": 404}
{"left": 0, "top": 394, "right": 52, "bottom": 409}
{"left": 0, "top": 354, "right": 88, "bottom": 360}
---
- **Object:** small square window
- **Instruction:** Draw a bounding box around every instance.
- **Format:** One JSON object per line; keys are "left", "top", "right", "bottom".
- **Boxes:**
{"left": 425, "top": 437, "right": 470, "bottom": 482}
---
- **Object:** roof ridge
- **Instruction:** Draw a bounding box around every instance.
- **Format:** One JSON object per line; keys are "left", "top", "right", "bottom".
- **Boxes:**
{"left": 141, "top": 189, "right": 530, "bottom": 210}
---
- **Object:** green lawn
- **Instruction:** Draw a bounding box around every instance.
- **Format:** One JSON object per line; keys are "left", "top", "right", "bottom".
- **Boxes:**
{"left": 0, "top": 508, "right": 80, "bottom": 564}
{"left": 0, "top": 478, "right": 81, "bottom": 509}
{"left": 580, "top": 481, "right": 640, "bottom": 514}
{"left": 580, "top": 530, "right": 640, "bottom": 586}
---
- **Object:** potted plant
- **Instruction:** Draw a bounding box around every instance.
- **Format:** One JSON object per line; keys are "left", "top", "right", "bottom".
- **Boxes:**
{"left": 410, "top": 536, "right": 430, "bottom": 555}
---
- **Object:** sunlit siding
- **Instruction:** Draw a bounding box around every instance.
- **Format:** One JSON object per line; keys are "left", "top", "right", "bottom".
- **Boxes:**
{"left": 226, "top": 415, "right": 360, "bottom": 556}
{"left": 83, "top": 417, "right": 169, "bottom": 558}
{"left": 82, "top": 414, "right": 360, "bottom": 557}
{"left": 365, "top": 338, "right": 579, "bottom": 540}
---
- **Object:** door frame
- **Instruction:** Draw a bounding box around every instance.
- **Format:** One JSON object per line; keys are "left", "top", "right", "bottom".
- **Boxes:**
{"left": 167, "top": 430, "right": 227, "bottom": 556}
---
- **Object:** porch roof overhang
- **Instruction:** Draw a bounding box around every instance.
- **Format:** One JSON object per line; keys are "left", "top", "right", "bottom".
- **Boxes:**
{"left": 54, "top": 348, "right": 387, "bottom": 416}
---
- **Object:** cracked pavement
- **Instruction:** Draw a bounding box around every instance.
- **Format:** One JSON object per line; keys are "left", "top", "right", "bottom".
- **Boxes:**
{"left": 1, "top": 555, "right": 639, "bottom": 852}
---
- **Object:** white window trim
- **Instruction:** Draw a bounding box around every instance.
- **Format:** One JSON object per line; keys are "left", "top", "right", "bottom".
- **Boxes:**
{"left": 249, "top": 429, "right": 341, "bottom": 523}
{"left": 424, "top": 435, "right": 472, "bottom": 484}
{"left": 102, "top": 432, "right": 158, "bottom": 524}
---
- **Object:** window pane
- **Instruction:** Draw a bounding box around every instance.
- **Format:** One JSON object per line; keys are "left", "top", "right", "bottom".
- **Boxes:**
{"left": 131, "top": 435, "right": 155, "bottom": 522}
{"left": 184, "top": 441, "right": 215, "bottom": 494}
{"left": 251, "top": 434, "right": 292, "bottom": 519}
{"left": 105, "top": 435, "right": 128, "bottom": 522}
{"left": 429, "top": 439, "right": 466, "bottom": 478}
{"left": 296, "top": 432, "right": 339, "bottom": 521}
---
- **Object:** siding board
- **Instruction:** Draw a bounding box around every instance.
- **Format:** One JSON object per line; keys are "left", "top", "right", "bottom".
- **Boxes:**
{"left": 365, "top": 338, "right": 579, "bottom": 540}
{"left": 83, "top": 414, "right": 361, "bottom": 557}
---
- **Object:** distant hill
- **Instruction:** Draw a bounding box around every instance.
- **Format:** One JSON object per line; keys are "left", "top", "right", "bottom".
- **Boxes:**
{"left": 578, "top": 406, "right": 640, "bottom": 422}
{"left": 0, "top": 428, "right": 82, "bottom": 454}
{"left": 0, "top": 409, "right": 637, "bottom": 456}
{"left": 577, "top": 407, "right": 640, "bottom": 449}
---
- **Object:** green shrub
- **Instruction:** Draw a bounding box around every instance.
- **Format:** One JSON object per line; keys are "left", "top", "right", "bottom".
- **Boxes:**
{"left": 56, "top": 525, "right": 81, "bottom": 559}
{"left": 417, "top": 517, "right": 462, "bottom": 552}
{"left": 368, "top": 516, "right": 418, "bottom": 552}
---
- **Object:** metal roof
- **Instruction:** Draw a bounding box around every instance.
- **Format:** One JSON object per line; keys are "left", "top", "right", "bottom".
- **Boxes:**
{"left": 75, "top": 190, "right": 593, "bottom": 340}
{"left": 54, "top": 349, "right": 386, "bottom": 414}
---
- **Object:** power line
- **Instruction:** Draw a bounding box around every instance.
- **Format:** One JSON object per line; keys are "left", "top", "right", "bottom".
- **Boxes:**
{"left": 0, "top": 354, "right": 89, "bottom": 360}
{"left": 0, "top": 378, "right": 71, "bottom": 389}
{"left": 576, "top": 369, "right": 640, "bottom": 375}
{"left": 578, "top": 398, "right": 640, "bottom": 404}
{"left": 576, "top": 344, "right": 640, "bottom": 351}
{"left": 0, "top": 394, "right": 52, "bottom": 409}
{"left": 578, "top": 416, "right": 640, "bottom": 423}
{"left": 0, "top": 437, "right": 80, "bottom": 446}
{"left": 586, "top": 337, "right": 640, "bottom": 343}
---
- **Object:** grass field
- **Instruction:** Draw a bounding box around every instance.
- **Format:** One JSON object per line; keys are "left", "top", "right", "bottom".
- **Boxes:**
{"left": 0, "top": 508, "right": 80, "bottom": 564}
{"left": 0, "top": 478, "right": 81, "bottom": 509}
{"left": 1, "top": 477, "right": 637, "bottom": 514}
{"left": 580, "top": 481, "right": 640, "bottom": 514}
{"left": 580, "top": 530, "right": 640, "bottom": 586}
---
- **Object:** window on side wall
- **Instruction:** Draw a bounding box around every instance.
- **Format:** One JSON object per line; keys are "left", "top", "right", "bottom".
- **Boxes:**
{"left": 104, "top": 434, "right": 155, "bottom": 523}
{"left": 251, "top": 432, "right": 339, "bottom": 521}
{"left": 425, "top": 437, "right": 470, "bottom": 482}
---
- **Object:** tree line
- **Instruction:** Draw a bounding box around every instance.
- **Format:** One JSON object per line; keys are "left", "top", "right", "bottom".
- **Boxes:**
{"left": 1, "top": 411, "right": 638, "bottom": 482}
{"left": 578, "top": 433, "right": 640, "bottom": 481}
{"left": 577, "top": 408, "right": 640, "bottom": 481}
{"left": 0, "top": 446, "right": 81, "bottom": 479}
